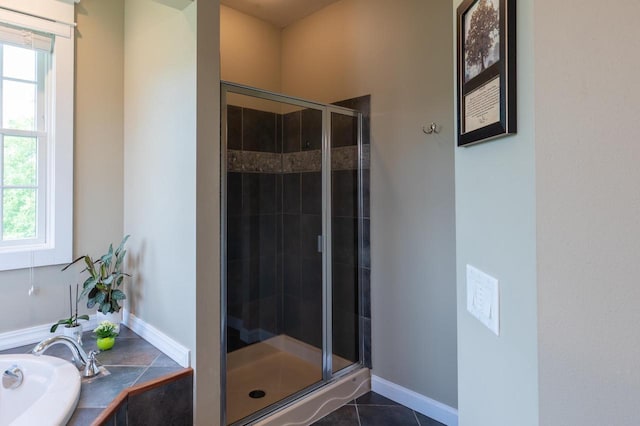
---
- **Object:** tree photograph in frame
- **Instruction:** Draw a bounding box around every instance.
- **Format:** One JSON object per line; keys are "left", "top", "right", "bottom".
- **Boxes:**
{"left": 457, "top": 0, "right": 516, "bottom": 146}
{"left": 464, "top": 0, "right": 499, "bottom": 82}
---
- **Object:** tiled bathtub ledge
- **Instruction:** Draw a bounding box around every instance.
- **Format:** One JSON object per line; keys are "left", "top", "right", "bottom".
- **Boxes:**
{"left": 0, "top": 325, "right": 188, "bottom": 426}
{"left": 92, "top": 368, "right": 193, "bottom": 426}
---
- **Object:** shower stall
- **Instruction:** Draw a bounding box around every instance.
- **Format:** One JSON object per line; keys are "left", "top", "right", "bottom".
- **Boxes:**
{"left": 221, "top": 82, "right": 371, "bottom": 425}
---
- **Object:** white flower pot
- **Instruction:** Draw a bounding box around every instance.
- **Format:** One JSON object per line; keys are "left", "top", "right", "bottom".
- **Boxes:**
{"left": 96, "top": 310, "right": 122, "bottom": 332}
{"left": 62, "top": 324, "right": 83, "bottom": 346}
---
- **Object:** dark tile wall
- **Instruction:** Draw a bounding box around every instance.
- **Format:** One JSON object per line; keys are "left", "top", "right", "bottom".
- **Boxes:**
{"left": 279, "top": 106, "right": 324, "bottom": 349}
{"left": 333, "top": 96, "right": 371, "bottom": 146}
{"left": 300, "top": 170, "right": 323, "bottom": 347}
{"left": 226, "top": 178, "right": 279, "bottom": 340}
{"left": 242, "top": 108, "right": 277, "bottom": 152}
{"left": 227, "top": 105, "right": 242, "bottom": 150}
{"left": 332, "top": 95, "right": 372, "bottom": 368}
{"left": 301, "top": 108, "right": 322, "bottom": 151}
{"left": 226, "top": 96, "right": 370, "bottom": 367}
{"left": 283, "top": 111, "right": 301, "bottom": 153}
{"left": 126, "top": 374, "right": 193, "bottom": 425}
{"left": 331, "top": 113, "right": 358, "bottom": 148}
{"left": 227, "top": 105, "right": 281, "bottom": 350}
{"left": 281, "top": 174, "right": 323, "bottom": 348}
{"left": 99, "top": 373, "right": 193, "bottom": 426}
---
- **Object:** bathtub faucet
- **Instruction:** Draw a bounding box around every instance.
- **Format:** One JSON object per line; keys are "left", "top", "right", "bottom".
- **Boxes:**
{"left": 32, "top": 335, "right": 97, "bottom": 375}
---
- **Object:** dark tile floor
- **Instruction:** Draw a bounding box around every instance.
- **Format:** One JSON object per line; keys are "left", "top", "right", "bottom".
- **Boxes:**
{"left": 0, "top": 325, "right": 182, "bottom": 426}
{"left": 312, "top": 392, "right": 445, "bottom": 426}
{"left": 2, "top": 330, "right": 444, "bottom": 426}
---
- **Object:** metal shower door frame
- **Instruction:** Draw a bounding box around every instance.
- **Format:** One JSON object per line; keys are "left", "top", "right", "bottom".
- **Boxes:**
{"left": 220, "top": 82, "right": 363, "bottom": 426}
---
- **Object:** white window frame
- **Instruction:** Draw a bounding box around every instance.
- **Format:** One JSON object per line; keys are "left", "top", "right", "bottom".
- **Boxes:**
{"left": 0, "top": 1, "right": 74, "bottom": 271}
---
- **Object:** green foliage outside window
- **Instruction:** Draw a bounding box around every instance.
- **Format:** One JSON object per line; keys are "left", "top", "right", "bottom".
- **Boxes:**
{"left": 2, "top": 135, "right": 37, "bottom": 240}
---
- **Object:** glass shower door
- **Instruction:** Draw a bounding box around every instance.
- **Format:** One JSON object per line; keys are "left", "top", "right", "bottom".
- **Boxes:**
{"left": 328, "top": 107, "right": 362, "bottom": 373}
{"left": 222, "top": 87, "right": 326, "bottom": 425}
{"left": 222, "top": 83, "right": 365, "bottom": 426}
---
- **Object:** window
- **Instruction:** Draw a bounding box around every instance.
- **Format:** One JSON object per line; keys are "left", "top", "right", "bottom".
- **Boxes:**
{"left": 0, "top": 34, "right": 50, "bottom": 247}
{"left": 0, "top": 3, "right": 74, "bottom": 271}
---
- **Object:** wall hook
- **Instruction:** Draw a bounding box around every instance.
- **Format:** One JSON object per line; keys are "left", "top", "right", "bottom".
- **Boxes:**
{"left": 422, "top": 123, "right": 439, "bottom": 135}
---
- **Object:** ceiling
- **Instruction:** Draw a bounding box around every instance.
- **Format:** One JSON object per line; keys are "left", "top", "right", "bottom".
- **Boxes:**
{"left": 220, "top": 0, "right": 341, "bottom": 28}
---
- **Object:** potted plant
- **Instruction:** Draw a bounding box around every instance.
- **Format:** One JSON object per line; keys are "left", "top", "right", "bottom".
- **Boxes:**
{"left": 63, "top": 235, "right": 130, "bottom": 329}
{"left": 50, "top": 284, "right": 89, "bottom": 345}
{"left": 94, "top": 321, "right": 118, "bottom": 351}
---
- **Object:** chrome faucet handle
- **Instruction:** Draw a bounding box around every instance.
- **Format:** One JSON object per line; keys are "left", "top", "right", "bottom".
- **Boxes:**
{"left": 2, "top": 365, "right": 23, "bottom": 389}
{"left": 83, "top": 350, "right": 101, "bottom": 378}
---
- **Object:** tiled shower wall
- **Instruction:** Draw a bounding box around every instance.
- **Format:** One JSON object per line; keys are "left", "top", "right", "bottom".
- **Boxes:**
{"left": 226, "top": 105, "right": 281, "bottom": 343}
{"left": 280, "top": 108, "right": 324, "bottom": 348}
{"left": 226, "top": 96, "right": 371, "bottom": 368}
{"left": 333, "top": 96, "right": 371, "bottom": 368}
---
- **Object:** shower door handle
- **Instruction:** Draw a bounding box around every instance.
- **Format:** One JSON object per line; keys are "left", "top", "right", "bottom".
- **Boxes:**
{"left": 317, "top": 235, "right": 323, "bottom": 253}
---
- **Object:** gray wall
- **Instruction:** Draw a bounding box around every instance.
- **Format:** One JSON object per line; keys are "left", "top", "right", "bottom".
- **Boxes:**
{"left": 124, "top": 0, "right": 197, "bottom": 363}
{"left": 124, "top": 1, "right": 221, "bottom": 423}
{"left": 456, "top": 1, "right": 640, "bottom": 424}
{"left": 282, "top": 0, "right": 458, "bottom": 408}
{"left": 453, "top": 0, "right": 539, "bottom": 424}
{"left": 0, "top": 0, "right": 124, "bottom": 333}
{"left": 535, "top": 1, "right": 640, "bottom": 424}
{"left": 220, "top": 4, "right": 281, "bottom": 92}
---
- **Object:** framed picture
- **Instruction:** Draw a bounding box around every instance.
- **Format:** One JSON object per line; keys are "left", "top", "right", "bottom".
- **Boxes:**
{"left": 457, "top": 0, "right": 516, "bottom": 147}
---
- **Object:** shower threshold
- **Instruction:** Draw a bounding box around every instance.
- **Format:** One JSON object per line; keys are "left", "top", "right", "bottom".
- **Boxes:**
{"left": 227, "top": 335, "right": 364, "bottom": 425}
{"left": 254, "top": 367, "right": 371, "bottom": 426}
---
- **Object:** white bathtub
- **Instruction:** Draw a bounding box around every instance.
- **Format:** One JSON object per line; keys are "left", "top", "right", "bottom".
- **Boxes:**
{"left": 0, "top": 354, "right": 81, "bottom": 426}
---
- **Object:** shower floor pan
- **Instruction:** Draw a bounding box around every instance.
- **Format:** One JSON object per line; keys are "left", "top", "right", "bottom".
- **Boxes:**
{"left": 226, "top": 335, "right": 362, "bottom": 424}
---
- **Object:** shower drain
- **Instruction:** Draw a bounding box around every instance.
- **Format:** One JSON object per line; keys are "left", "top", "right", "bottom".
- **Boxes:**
{"left": 249, "top": 390, "right": 266, "bottom": 399}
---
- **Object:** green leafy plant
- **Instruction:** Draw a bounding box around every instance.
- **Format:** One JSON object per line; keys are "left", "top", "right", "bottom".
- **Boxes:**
{"left": 62, "top": 235, "right": 131, "bottom": 314}
{"left": 50, "top": 284, "right": 89, "bottom": 333}
{"left": 94, "top": 321, "right": 118, "bottom": 339}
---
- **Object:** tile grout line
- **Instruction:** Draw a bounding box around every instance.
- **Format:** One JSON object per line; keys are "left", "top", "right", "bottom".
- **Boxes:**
{"left": 413, "top": 409, "right": 421, "bottom": 426}
{"left": 356, "top": 403, "right": 401, "bottom": 407}
{"left": 98, "top": 363, "right": 155, "bottom": 368}
{"left": 131, "top": 364, "right": 152, "bottom": 386}
{"left": 129, "top": 353, "right": 160, "bottom": 386}
{"left": 354, "top": 402, "right": 362, "bottom": 426}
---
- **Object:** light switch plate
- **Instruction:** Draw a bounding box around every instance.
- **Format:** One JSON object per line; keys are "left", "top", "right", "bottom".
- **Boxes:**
{"left": 466, "top": 264, "right": 500, "bottom": 336}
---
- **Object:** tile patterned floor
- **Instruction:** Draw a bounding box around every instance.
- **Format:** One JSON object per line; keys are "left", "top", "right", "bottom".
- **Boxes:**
{"left": 0, "top": 325, "right": 182, "bottom": 426}
{"left": 2, "top": 330, "right": 444, "bottom": 426}
{"left": 312, "top": 392, "right": 445, "bottom": 426}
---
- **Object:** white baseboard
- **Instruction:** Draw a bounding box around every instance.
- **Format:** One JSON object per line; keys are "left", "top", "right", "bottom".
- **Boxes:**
{"left": 1, "top": 311, "right": 191, "bottom": 368}
{"left": 0, "top": 315, "right": 99, "bottom": 352}
{"left": 122, "top": 309, "right": 190, "bottom": 368}
{"left": 371, "top": 375, "right": 458, "bottom": 426}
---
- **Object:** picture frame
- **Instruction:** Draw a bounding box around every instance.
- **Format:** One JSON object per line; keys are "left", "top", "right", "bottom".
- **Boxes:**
{"left": 457, "top": 0, "right": 516, "bottom": 147}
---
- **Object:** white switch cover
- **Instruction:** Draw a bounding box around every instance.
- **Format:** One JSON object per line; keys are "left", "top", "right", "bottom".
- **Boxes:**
{"left": 466, "top": 264, "right": 500, "bottom": 336}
